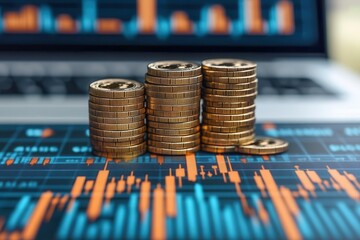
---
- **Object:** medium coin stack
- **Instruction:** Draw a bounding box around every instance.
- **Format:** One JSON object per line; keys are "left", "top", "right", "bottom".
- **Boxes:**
{"left": 201, "top": 59, "right": 258, "bottom": 153}
{"left": 89, "top": 79, "right": 147, "bottom": 159}
{"left": 145, "top": 61, "right": 202, "bottom": 155}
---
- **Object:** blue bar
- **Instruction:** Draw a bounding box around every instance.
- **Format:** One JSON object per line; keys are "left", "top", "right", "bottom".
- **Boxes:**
{"left": 57, "top": 201, "right": 79, "bottom": 239}
{"left": 157, "top": 17, "right": 170, "bottom": 40}
{"left": 268, "top": 6, "right": 278, "bottom": 34}
{"left": 265, "top": 201, "right": 284, "bottom": 238}
{"left": 86, "top": 224, "right": 98, "bottom": 240}
{"left": 40, "top": 5, "right": 53, "bottom": 33}
{"left": 72, "top": 213, "right": 87, "bottom": 239}
{"left": 222, "top": 205, "right": 237, "bottom": 239}
{"left": 0, "top": 7, "right": 2, "bottom": 33}
{"left": 100, "top": 220, "right": 111, "bottom": 240}
{"left": 176, "top": 195, "right": 185, "bottom": 239}
{"left": 233, "top": 0, "right": 245, "bottom": 36}
{"left": 82, "top": 0, "right": 97, "bottom": 32}
{"left": 194, "top": 184, "right": 211, "bottom": 239}
{"left": 124, "top": 17, "right": 137, "bottom": 38}
{"left": 337, "top": 202, "right": 360, "bottom": 236}
{"left": 197, "top": 6, "right": 209, "bottom": 36}
{"left": 314, "top": 203, "right": 340, "bottom": 239}
{"left": 330, "top": 209, "right": 352, "bottom": 239}
{"left": 295, "top": 211, "right": 313, "bottom": 239}
{"left": 113, "top": 205, "right": 126, "bottom": 238}
{"left": 185, "top": 196, "right": 199, "bottom": 239}
{"left": 102, "top": 202, "right": 114, "bottom": 217}
{"left": 250, "top": 195, "right": 266, "bottom": 239}
{"left": 140, "top": 212, "right": 151, "bottom": 239}
{"left": 209, "top": 196, "right": 224, "bottom": 238}
{"left": 6, "top": 195, "right": 31, "bottom": 231}
{"left": 126, "top": 194, "right": 139, "bottom": 239}
{"left": 20, "top": 203, "right": 35, "bottom": 227}
{"left": 166, "top": 218, "right": 174, "bottom": 239}
{"left": 301, "top": 202, "right": 327, "bottom": 238}
{"left": 233, "top": 202, "right": 251, "bottom": 239}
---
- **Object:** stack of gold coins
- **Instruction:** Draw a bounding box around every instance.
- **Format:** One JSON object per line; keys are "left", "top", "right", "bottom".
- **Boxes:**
{"left": 145, "top": 61, "right": 202, "bottom": 155}
{"left": 88, "top": 79, "right": 146, "bottom": 159}
{"left": 201, "top": 59, "right": 258, "bottom": 153}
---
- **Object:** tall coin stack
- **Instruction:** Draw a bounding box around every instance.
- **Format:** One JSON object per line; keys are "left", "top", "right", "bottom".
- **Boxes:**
{"left": 201, "top": 59, "right": 258, "bottom": 153}
{"left": 145, "top": 61, "right": 202, "bottom": 155}
{"left": 89, "top": 79, "right": 147, "bottom": 159}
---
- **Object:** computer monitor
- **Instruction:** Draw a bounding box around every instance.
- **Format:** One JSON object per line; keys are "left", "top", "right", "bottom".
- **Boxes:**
{"left": 0, "top": 0, "right": 325, "bottom": 54}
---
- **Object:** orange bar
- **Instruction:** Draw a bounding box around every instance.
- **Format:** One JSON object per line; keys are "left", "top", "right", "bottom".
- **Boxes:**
{"left": 139, "top": 175, "right": 151, "bottom": 219}
{"left": 45, "top": 195, "right": 60, "bottom": 221}
{"left": 97, "top": 18, "right": 122, "bottom": 34}
{"left": 344, "top": 171, "right": 360, "bottom": 188}
{"left": 105, "top": 178, "right": 116, "bottom": 203}
{"left": 257, "top": 199, "right": 269, "bottom": 224}
{"left": 84, "top": 180, "right": 94, "bottom": 194}
{"left": 278, "top": 0, "right": 294, "bottom": 34}
{"left": 71, "top": 176, "right": 86, "bottom": 199}
{"left": 6, "top": 159, "right": 14, "bottom": 166}
{"left": 151, "top": 184, "right": 166, "bottom": 239}
{"left": 306, "top": 170, "right": 325, "bottom": 191}
{"left": 328, "top": 167, "right": 359, "bottom": 200}
{"left": 295, "top": 166, "right": 316, "bottom": 195}
{"left": 9, "top": 231, "right": 21, "bottom": 240}
{"left": 22, "top": 191, "right": 53, "bottom": 240}
{"left": 127, "top": 171, "right": 135, "bottom": 193}
{"left": 58, "top": 195, "right": 69, "bottom": 210}
{"left": 57, "top": 14, "right": 77, "bottom": 34}
{"left": 210, "top": 5, "right": 228, "bottom": 34}
{"left": 87, "top": 170, "right": 109, "bottom": 221}
{"left": 42, "top": 158, "right": 50, "bottom": 166}
{"left": 41, "top": 128, "right": 54, "bottom": 138}
{"left": 171, "top": 11, "right": 192, "bottom": 34}
{"left": 137, "top": 0, "right": 156, "bottom": 33}
{"left": 247, "top": 0, "right": 263, "bottom": 34}
{"left": 86, "top": 158, "right": 94, "bottom": 166}
{"left": 165, "top": 169, "right": 177, "bottom": 217}
{"left": 227, "top": 158, "right": 241, "bottom": 183}
{"left": 3, "top": 12, "right": 20, "bottom": 33}
{"left": 216, "top": 155, "right": 228, "bottom": 182}
{"left": 254, "top": 172, "right": 267, "bottom": 197}
{"left": 175, "top": 164, "right": 185, "bottom": 187}
{"left": 260, "top": 167, "right": 302, "bottom": 240}
{"left": 280, "top": 186, "right": 299, "bottom": 215}
{"left": 117, "top": 175, "right": 126, "bottom": 193}
{"left": 30, "top": 158, "right": 38, "bottom": 166}
{"left": 186, "top": 154, "right": 197, "bottom": 182}
{"left": 21, "top": 5, "right": 38, "bottom": 33}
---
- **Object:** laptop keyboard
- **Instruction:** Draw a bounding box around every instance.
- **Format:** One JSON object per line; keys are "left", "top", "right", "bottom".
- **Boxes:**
{"left": 0, "top": 75, "right": 335, "bottom": 96}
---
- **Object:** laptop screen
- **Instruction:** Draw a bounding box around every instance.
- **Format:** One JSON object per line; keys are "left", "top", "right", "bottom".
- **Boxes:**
{"left": 0, "top": 0, "right": 325, "bottom": 54}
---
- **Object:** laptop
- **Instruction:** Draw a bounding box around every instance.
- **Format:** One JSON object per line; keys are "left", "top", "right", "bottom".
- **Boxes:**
{"left": 0, "top": 1, "right": 359, "bottom": 239}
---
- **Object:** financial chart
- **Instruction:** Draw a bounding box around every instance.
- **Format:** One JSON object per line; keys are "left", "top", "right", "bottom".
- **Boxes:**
{"left": 0, "top": 123, "right": 359, "bottom": 239}
{"left": 0, "top": 0, "right": 318, "bottom": 47}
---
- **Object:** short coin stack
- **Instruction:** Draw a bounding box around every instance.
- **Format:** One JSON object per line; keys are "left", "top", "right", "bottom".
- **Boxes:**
{"left": 89, "top": 79, "right": 147, "bottom": 159}
{"left": 201, "top": 59, "right": 258, "bottom": 153}
{"left": 145, "top": 61, "right": 202, "bottom": 155}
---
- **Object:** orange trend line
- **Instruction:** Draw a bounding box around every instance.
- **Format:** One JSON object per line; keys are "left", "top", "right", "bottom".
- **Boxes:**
{"left": 151, "top": 184, "right": 166, "bottom": 240}
{"left": 87, "top": 170, "right": 109, "bottom": 221}
{"left": 22, "top": 191, "right": 53, "bottom": 240}
{"left": 139, "top": 175, "right": 151, "bottom": 220}
{"left": 186, "top": 154, "right": 197, "bottom": 182}
{"left": 165, "top": 169, "right": 177, "bottom": 217}
{"left": 260, "top": 167, "right": 302, "bottom": 240}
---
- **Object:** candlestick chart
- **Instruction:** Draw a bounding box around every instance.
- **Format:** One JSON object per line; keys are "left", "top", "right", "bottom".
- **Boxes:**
{"left": 0, "top": 123, "right": 359, "bottom": 239}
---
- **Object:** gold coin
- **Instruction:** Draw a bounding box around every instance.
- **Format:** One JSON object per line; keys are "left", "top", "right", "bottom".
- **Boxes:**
{"left": 201, "top": 144, "right": 237, "bottom": 153}
{"left": 202, "top": 129, "right": 254, "bottom": 140}
{"left": 90, "top": 120, "right": 144, "bottom": 131}
{"left": 147, "top": 108, "right": 200, "bottom": 117}
{"left": 146, "top": 89, "right": 201, "bottom": 99}
{"left": 146, "top": 103, "right": 200, "bottom": 112}
{"left": 201, "top": 134, "right": 255, "bottom": 146}
{"left": 145, "top": 74, "right": 202, "bottom": 86}
{"left": 203, "top": 69, "right": 256, "bottom": 77}
{"left": 89, "top": 95, "right": 144, "bottom": 105}
{"left": 90, "top": 125, "right": 146, "bottom": 138}
{"left": 92, "top": 141, "right": 146, "bottom": 153}
{"left": 147, "top": 119, "right": 199, "bottom": 129}
{"left": 204, "top": 75, "right": 257, "bottom": 84}
{"left": 148, "top": 139, "right": 200, "bottom": 150}
{"left": 93, "top": 148, "right": 146, "bottom": 159}
{"left": 236, "top": 137, "right": 289, "bottom": 155}
{"left": 145, "top": 82, "right": 201, "bottom": 92}
{"left": 91, "top": 137, "right": 144, "bottom": 147}
{"left": 203, "top": 112, "right": 255, "bottom": 121}
{"left": 89, "top": 108, "right": 146, "bottom": 118}
{"left": 90, "top": 133, "right": 145, "bottom": 143}
{"left": 147, "top": 96, "right": 201, "bottom": 105}
{"left": 89, "top": 114, "right": 145, "bottom": 124}
{"left": 147, "top": 126, "right": 200, "bottom": 136}
{"left": 89, "top": 79, "right": 144, "bottom": 98}
{"left": 89, "top": 102, "right": 144, "bottom": 112}
{"left": 202, "top": 59, "right": 257, "bottom": 72}
{"left": 204, "top": 79, "right": 258, "bottom": 90}
{"left": 147, "top": 61, "right": 201, "bottom": 78}
{"left": 203, "top": 117, "right": 255, "bottom": 127}
{"left": 203, "top": 105, "right": 255, "bottom": 115}
{"left": 204, "top": 100, "right": 254, "bottom": 108}
{"left": 148, "top": 132, "right": 200, "bottom": 143}
{"left": 203, "top": 87, "right": 257, "bottom": 96}
{"left": 202, "top": 125, "right": 253, "bottom": 133}
{"left": 148, "top": 145, "right": 200, "bottom": 155}
{"left": 147, "top": 114, "right": 199, "bottom": 123}
{"left": 203, "top": 92, "right": 257, "bottom": 102}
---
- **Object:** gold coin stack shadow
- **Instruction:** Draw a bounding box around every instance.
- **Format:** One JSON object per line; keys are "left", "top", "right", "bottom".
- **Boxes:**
{"left": 201, "top": 59, "right": 258, "bottom": 153}
{"left": 89, "top": 79, "right": 147, "bottom": 159}
{"left": 145, "top": 61, "right": 202, "bottom": 155}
